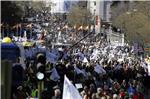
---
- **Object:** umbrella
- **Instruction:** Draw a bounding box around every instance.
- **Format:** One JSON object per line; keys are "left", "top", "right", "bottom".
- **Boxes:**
{"left": 22, "top": 41, "right": 33, "bottom": 47}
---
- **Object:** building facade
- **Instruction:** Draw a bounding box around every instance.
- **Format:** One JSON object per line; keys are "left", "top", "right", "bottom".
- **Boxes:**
{"left": 50, "top": 0, "right": 65, "bottom": 14}
{"left": 50, "top": 0, "right": 79, "bottom": 14}
{"left": 87, "top": 0, "right": 112, "bottom": 33}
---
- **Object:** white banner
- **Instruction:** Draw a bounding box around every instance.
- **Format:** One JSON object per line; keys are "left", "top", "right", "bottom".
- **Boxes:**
{"left": 63, "top": 75, "right": 83, "bottom": 99}
{"left": 148, "top": 63, "right": 150, "bottom": 76}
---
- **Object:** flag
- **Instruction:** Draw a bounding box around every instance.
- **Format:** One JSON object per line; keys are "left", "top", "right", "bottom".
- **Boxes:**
{"left": 117, "top": 58, "right": 124, "bottom": 62}
{"left": 75, "top": 83, "right": 83, "bottom": 89}
{"left": 78, "top": 26, "right": 83, "bottom": 30}
{"left": 63, "top": 75, "right": 83, "bottom": 99}
{"left": 94, "top": 64, "right": 106, "bottom": 74}
{"left": 100, "top": 58, "right": 104, "bottom": 64}
{"left": 90, "top": 49, "right": 99, "bottom": 61}
{"left": 74, "top": 25, "right": 76, "bottom": 29}
{"left": 50, "top": 67, "right": 60, "bottom": 81}
{"left": 77, "top": 52, "right": 84, "bottom": 61}
{"left": 84, "top": 26, "right": 89, "bottom": 30}
{"left": 46, "top": 51, "right": 57, "bottom": 64}
{"left": 74, "top": 66, "right": 85, "bottom": 76}
{"left": 114, "top": 64, "right": 122, "bottom": 70}
{"left": 82, "top": 57, "right": 88, "bottom": 63}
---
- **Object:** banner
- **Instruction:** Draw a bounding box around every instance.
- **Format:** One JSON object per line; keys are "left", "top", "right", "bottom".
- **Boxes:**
{"left": 63, "top": 75, "right": 83, "bottom": 99}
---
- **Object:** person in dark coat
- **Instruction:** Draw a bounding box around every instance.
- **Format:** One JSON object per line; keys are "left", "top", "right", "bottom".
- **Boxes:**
{"left": 51, "top": 89, "right": 61, "bottom": 99}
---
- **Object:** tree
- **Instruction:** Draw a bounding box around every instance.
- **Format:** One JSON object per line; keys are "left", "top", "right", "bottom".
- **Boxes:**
{"left": 67, "top": 4, "right": 92, "bottom": 28}
{"left": 1, "top": 1, "right": 26, "bottom": 25}
{"left": 1, "top": 1, "right": 52, "bottom": 25}
{"left": 111, "top": 1, "right": 150, "bottom": 45}
{"left": 135, "top": 2, "right": 150, "bottom": 19}
{"left": 29, "top": 1, "right": 52, "bottom": 15}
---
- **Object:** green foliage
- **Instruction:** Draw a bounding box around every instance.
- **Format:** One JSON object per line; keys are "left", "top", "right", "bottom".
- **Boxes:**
{"left": 111, "top": 1, "right": 150, "bottom": 44}
{"left": 1, "top": 1, "right": 25, "bottom": 25}
{"left": 1, "top": 1, "right": 52, "bottom": 25}
{"left": 135, "top": 2, "right": 150, "bottom": 18}
{"left": 30, "top": 1, "right": 52, "bottom": 14}
{"left": 67, "top": 5, "right": 92, "bottom": 27}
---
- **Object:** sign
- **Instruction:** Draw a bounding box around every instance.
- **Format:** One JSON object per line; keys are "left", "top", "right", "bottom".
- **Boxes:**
{"left": 144, "top": 44, "right": 150, "bottom": 51}
{"left": 75, "top": 83, "right": 83, "bottom": 89}
{"left": 144, "top": 48, "right": 150, "bottom": 51}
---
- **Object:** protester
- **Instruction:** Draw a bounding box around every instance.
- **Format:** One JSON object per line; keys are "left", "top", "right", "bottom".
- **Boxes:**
{"left": 9, "top": 16, "right": 150, "bottom": 99}
{"left": 51, "top": 89, "right": 61, "bottom": 99}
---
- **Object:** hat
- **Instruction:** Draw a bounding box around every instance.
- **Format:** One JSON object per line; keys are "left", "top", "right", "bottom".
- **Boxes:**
{"left": 97, "top": 88, "right": 103, "bottom": 92}
{"left": 2, "top": 37, "right": 12, "bottom": 43}
{"left": 113, "top": 94, "right": 118, "bottom": 98}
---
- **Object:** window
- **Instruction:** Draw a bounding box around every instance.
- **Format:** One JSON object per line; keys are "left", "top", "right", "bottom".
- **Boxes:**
{"left": 94, "top": 1, "right": 96, "bottom": 6}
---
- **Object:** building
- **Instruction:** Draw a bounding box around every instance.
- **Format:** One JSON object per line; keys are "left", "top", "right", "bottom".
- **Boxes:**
{"left": 50, "top": 0, "right": 65, "bottom": 14}
{"left": 50, "top": 0, "right": 79, "bottom": 14}
{"left": 87, "top": 0, "right": 112, "bottom": 33}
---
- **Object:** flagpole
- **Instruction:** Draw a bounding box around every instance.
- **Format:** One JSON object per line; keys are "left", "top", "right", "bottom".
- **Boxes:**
{"left": 38, "top": 81, "right": 44, "bottom": 99}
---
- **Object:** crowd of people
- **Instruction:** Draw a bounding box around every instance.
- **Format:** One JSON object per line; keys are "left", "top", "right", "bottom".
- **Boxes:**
{"left": 5, "top": 13, "right": 96, "bottom": 46}
{"left": 3, "top": 12, "right": 148, "bottom": 99}
{"left": 11, "top": 34, "right": 150, "bottom": 99}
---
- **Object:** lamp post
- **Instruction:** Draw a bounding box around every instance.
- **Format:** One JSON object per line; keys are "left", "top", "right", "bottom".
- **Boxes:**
{"left": 93, "top": 9, "right": 96, "bottom": 34}
{"left": 36, "top": 73, "right": 44, "bottom": 99}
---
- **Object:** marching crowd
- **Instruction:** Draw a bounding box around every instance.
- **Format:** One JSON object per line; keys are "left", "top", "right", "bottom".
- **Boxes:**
{"left": 7, "top": 13, "right": 149, "bottom": 99}
{"left": 11, "top": 35, "right": 150, "bottom": 99}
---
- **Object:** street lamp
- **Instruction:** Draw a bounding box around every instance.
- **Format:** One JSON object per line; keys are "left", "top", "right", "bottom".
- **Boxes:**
{"left": 36, "top": 72, "right": 45, "bottom": 80}
{"left": 36, "top": 72, "right": 44, "bottom": 99}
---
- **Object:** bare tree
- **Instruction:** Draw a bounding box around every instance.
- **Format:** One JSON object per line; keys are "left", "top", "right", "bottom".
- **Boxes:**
{"left": 67, "top": 4, "right": 92, "bottom": 28}
{"left": 111, "top": 1, "right": 150, "bottom": 44}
